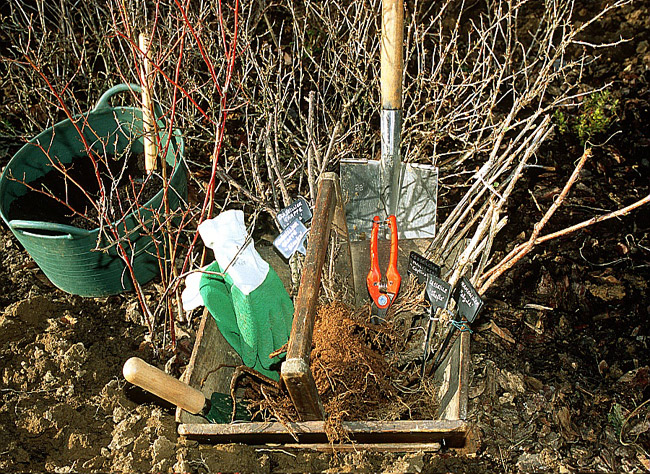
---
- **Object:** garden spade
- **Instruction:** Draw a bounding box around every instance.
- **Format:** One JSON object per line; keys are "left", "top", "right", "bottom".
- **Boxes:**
{"left": 340, "top": 0, "right": 438, "bottom": 304}
{"left": 340, "top": 0, "right": 438, "bottom": 241}
{"left": 122, "top": 357, "right": 248, "bottom": 423}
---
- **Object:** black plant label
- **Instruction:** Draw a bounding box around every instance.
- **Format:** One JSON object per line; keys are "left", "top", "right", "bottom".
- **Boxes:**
{"left": 273, "top": 218, "right": 308, "bottom": 259}
{"left": 408, "top": 251, "right": 441, "bottom": 285}
{"left": 277, "top": 197, "right": 312, "bottom": 230}
{"left": 426, "top": 275, "right": 451, "bottom": 310}
{"left": 454, "top": 276, "right": 483, "bottom": 323}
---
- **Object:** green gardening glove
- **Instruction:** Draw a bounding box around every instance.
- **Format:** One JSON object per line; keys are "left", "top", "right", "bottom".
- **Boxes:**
{"left": 196, "top": 210, "right": 294, "bottom": 381}
{"left": 199, "top": 260, "right": 293, "bottom": 380}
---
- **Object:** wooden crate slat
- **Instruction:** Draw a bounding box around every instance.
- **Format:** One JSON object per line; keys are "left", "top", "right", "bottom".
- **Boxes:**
{"left": 178, "top": 419, "right": 468, "bottom": 447}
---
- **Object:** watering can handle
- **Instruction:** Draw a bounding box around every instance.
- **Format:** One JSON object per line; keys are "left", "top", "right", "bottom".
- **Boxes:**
{"left": 93, "top": 84, "right": 165, "bottom": 122}
{"left": 9, "top": 220, "right": 91, "bottom": 239}
{"left": 381, "top": 0, "right": 404, "bottom": 110}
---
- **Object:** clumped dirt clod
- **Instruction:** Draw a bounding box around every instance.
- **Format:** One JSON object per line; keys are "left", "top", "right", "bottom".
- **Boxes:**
{"left": 312, "top": 302, "right": 398, "bottom": 418}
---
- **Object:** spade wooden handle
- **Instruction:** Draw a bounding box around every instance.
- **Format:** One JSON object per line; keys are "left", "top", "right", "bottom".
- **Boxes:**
{"left": 381, "top": 0, "right": 404, "bottom": 110}
{"left": 123, "top": 357, "right": 206, "bottom": 415}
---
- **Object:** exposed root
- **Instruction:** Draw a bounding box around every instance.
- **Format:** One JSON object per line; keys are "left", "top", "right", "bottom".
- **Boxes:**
{"left": 229, "top": 365, "right": 281, "bottom": 422}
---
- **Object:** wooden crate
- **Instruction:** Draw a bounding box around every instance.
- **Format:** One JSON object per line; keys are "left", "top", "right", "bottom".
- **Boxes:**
{"left": 176, "top": 173, "right": 473, "bottom": 452}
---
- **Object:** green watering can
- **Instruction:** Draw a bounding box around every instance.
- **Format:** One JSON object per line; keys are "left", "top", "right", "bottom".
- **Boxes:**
{"left": 0, "top": 84, "right": 187, "bottom": 297}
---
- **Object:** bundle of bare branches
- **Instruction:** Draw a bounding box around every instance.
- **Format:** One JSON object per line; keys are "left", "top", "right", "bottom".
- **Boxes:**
{"left": 1, "top": 0, "right": 640, "bottom": 352}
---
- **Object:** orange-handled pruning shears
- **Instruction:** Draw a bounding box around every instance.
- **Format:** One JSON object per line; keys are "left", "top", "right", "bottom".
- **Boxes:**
{"left": 367, "top": 215, "right": 401, "bottom": 322}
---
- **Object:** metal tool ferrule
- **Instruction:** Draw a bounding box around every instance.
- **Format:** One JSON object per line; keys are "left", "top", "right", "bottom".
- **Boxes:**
{"left": 380, "top": 109, "right": 402, "bottom": 159}
{"left": 380, "top": 109, "right": 403, "bottom": 228}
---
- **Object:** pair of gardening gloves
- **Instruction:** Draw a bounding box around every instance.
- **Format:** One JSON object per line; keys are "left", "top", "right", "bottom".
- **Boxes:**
{"left": 182, "top": 210, "right": 294, "bottom": 380}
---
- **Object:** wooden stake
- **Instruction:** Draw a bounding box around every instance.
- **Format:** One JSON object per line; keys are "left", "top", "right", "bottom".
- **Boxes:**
{"left": 139, "top": 33, "right": 157, "bottom": 174}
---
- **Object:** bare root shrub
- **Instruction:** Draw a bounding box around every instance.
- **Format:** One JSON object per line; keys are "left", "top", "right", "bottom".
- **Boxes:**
{"left": 0, "top": 0, "right": 634, "bottom": 383}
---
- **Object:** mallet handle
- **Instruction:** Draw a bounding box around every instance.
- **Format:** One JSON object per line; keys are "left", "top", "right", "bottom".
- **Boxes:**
{"left": 123, "top": 357, "right": 206, "bottom": 415}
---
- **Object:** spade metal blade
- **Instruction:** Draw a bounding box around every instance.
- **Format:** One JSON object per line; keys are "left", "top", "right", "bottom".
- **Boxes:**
{"left": 340, "top": 159, "right": 382, "bottom": 241}
{"left": 396, "top": 162, "right": 438, "bottom": 239}
{"left": 340, "top": 159, "right": 438, "bottom": 241}
{"left": 341, "top": 109, "right": 438, "bottom": 241}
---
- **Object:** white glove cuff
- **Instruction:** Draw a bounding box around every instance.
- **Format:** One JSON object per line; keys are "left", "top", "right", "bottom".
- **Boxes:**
{"left": 181, "top": 270, "right": 205, "bottom": 311}
{"left": 198, "top": 210, "right": 269, "bottom": 295}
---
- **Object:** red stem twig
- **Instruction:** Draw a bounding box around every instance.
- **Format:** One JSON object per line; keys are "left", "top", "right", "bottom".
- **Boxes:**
{"left": 478, "top": 148, "right": 650, "bottom": 295}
